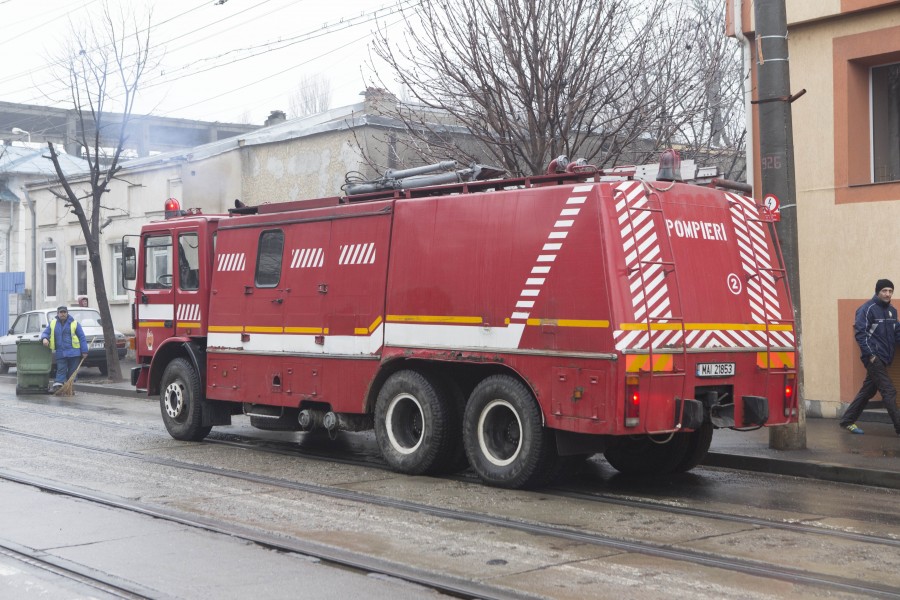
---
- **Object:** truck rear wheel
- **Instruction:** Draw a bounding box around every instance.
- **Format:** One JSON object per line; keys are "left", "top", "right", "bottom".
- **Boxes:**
{"left": 672, "top": 423, "right": 713, "bottom": 473}
{"left": 160, "top": 358, "right": 211, "bottom": 441}
{"left": 603, "top": 432, "right": 690, "bottom": 475}
{"left": 375, "top": 370, "right": 455, "bottom": 476}
{"left": 463, "top": 375, "right": 556, "bottom": 489}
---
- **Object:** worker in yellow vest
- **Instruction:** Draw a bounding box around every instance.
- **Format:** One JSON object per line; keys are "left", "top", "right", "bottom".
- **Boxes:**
{"left": 41, "top": 306, "right": 88, "bottom": 392}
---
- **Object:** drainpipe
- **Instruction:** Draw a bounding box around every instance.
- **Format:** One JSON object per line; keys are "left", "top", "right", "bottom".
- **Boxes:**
{"left": 24, "top": 188, "right": 36, "bottom": 311}
{"left": 733, "top": 0, "right": 754, "bottom": 191}
{"left": 5, "top": 199, "right": 12, "bottom": 272}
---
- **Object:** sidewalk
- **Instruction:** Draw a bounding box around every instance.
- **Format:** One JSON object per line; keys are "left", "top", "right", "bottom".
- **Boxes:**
{"left": 6, "top": 363, "right": 900, "bottom": 490}
{"left": 705, "top": 416, "right": 900, "bottom": 490}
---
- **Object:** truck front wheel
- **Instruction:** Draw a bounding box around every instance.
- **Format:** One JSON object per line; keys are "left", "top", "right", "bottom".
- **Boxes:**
{"left": 463, "top": 375, "right": 556, "bottom": 489}
{"left": 375, "top": 370, "right": 454, "bottom": 476}
{"left": 160, "top": 358, "right": 211, "bottom": 441}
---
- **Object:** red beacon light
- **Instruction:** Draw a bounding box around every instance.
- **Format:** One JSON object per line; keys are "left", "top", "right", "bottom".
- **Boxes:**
{"left": 164, "top": 197, "right": 182, "bottom": 219}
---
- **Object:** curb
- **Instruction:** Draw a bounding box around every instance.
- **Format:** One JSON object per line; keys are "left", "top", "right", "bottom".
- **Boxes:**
{"left": 703, "top": 452, "right": 900, "bottom": 490}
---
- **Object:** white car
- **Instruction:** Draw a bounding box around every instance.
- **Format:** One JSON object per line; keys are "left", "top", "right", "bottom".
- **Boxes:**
{"left": 0, "top": 308, "right": 127, "bottom": 375}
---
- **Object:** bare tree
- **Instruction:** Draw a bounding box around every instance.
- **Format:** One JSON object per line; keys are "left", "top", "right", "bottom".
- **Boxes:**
{"left": 44, "top": 2, "right": 155, "bottom": 382}
{"left": 361, "top": 0, "right": 744, "bottom": 178}
{"left": 288, "top": 73, "right": 333, "bottom": 118}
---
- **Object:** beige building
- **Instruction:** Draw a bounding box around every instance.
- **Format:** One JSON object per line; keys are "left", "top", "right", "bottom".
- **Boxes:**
{"left": 728, "top": 0, "right": 900, "bottom": 417}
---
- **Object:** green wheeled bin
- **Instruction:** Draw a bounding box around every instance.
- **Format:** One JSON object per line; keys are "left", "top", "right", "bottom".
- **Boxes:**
{"left": 16, "top": 340, "right": 52, "bottom": 395}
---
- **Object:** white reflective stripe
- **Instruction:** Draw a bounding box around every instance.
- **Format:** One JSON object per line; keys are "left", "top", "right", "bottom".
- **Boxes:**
{"left": 208, "top": 323, "right": 386, "bottom": 355}
{"left": 139, "top": 304, "right": 174, "bottom": 320}
{"left": 385, "top": 323, "right": 525, "bottom": 351}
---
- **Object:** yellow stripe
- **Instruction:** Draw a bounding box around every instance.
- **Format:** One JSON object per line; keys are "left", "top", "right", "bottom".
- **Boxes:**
{"left": 356, "top": 316, "right": 384, "bottom": 335}
{"left": 139, "top": 321, "right": 167, "bottom": 328}
{"left": 285, "top": 326, "right": 325, "bottom": 334}
{"left": 525, "top": 318, "right": 610, "bottom": 328}
{"left": 625, "top": 354, "right": 674, "bottom": 372}
{"left": 386, "top": 315, "right": 483, "bottom": 324}
{"left": 177, "top": 322, "right": 201, "bottom": 329}
{"left": 620, "top": 322, "right": 683, "bottom": 331}
{"left": 245, "top": 326, "right": 284, "bottom": 333}
{"left": 208, "top": 325, "right": 243, "bottom": 333}
{"left": 620, "top": 322, "right": 794, "bottom": 332}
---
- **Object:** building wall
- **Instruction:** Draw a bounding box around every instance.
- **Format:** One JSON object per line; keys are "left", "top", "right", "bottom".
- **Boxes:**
{"left": 785, "top": 5, "right": 900, "bottom": 415}
{"left": 725, "top": 1, "right": 900, "bottom": 416}
{"left": 239, "top": 132, "right": 364, "bottom": 205}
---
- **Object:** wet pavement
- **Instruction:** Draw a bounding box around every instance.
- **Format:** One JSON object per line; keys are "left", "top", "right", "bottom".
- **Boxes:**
{"left": 9, "top": 358, "right": 900, "bottom": 490}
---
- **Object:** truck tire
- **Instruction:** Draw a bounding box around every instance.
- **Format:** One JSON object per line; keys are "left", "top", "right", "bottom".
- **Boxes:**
{"left": 160, "top": 358, "right": 211, "bottom": 441}
{"left": 603, "top": 432, "right": 690, "bottom": 476}
{"left": 0, "top": 358, "right": 9, "bottom": 374}
{"left": 671, "top": 422, "right": 713, "bottom": 473}
{"left": 463, "top": 375, "right": 556, "bottom": 489}
{"left": 375, "top": 370, "right": 454, "bottom": 476}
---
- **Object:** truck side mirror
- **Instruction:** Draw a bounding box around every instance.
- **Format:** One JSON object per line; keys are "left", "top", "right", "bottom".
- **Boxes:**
{"left": 124, "top": 246, "right": 137, "bottom": 281}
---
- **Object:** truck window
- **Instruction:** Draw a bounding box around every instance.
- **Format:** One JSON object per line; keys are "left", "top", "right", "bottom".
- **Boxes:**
{"left": 144, "top": 235, "right": 173, "bottom": 289}
{"left": 255, "top": 229, "right": 284, "bottom": 288}
{"left": 178, "top": 232, "right": 200, "bottom": 291}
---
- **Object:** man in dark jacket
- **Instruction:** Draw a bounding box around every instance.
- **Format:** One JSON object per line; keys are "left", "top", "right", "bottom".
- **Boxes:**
{"left": 40, "top": 306, "right": 88, "bottom": 392}
{"left": 840, "top": 279, "right": 900, "bottom": 435}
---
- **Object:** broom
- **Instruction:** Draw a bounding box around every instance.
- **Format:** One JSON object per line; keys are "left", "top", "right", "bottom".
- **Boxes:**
{"left": 52, "top": 337, "right": 94, "bottom": 397}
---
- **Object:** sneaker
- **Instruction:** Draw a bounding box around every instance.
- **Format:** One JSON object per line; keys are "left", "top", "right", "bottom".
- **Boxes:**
{"left": 845, "top": 423, "right": 864, "bottom": 435}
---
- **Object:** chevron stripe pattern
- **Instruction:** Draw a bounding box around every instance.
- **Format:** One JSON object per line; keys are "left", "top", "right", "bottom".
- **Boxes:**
{"left": 339, "top": 243, "right": 376, "bottom": 265}
{"left": 217, "top": 253, "right": 246, "bottom": 271}
{"left": 177, "top": 304, "right": 201, "bottom": 321}
{"left": 612, "top": 181, "right": 680, "bottom": 351}
{"left": 508, "top": 185, "right": 593, "bottom": 325}
{"left": 725, "top": 192, "right": 794, "bottom": 349}
{"left": 291, "top": 247, "right": 325, "bottom": 269}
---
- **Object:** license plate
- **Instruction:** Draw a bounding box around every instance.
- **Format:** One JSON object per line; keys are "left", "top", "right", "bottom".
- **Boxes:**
{"left": 90, "top": 341, "right": 104, "bottom": 349}
{"left": 696, "top": 362, "right": 735, "bottom": 377}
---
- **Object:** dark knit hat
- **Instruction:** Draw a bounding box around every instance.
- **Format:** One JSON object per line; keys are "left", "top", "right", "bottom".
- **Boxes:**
{"left": 56, "top": 305, "right": 68, "bottom": 312}
{"left": 876, "top": 279, "right": 894, "bottom": 293}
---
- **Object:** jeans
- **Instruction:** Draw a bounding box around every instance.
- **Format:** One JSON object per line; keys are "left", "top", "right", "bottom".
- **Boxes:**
{"left": 54, "top": 355, "right": 84, "bottom": 385}
{"left": 841, "top": 357, "right": 900, "bottom": 433}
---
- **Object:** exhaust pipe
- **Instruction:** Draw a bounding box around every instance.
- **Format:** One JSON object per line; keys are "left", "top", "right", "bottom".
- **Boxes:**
{"left": 323, "top": 412, "right": 374, "bottom": 433}
{"left": 298, "top": 409, "right": 326, "bottom": 431}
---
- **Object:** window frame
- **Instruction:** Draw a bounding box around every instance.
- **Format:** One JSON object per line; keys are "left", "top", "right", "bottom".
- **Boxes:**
{"left": 42, "top": 248, "right": 58, "bottom": 302}
{"left": 110, "top": 243, "right": 128, "bottom": 300}
{"left": 254, "top": 229, "right": 284, "bottom": 288}
{"left": 72, "top": 245, "right": 89, "bottom": 298}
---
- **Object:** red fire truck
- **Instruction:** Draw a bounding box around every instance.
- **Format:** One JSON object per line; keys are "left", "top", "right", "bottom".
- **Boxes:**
{"left": 124, "top": 157, "right": 797, "bottom": 488}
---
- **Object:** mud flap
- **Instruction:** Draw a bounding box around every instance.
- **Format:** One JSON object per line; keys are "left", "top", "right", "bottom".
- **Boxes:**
{"left": 741, "top": 395, "right": 769, "bottom": 427}
{"left": 674, "top": 398, "right": 704, "bottom": 430}
{"left": 201, "top": 399, "right": 233, "bottom": 427}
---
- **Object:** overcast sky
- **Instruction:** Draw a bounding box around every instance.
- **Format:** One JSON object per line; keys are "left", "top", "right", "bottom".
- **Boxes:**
{"left": 0, "top": 0, "right": 415, "bottom": 125}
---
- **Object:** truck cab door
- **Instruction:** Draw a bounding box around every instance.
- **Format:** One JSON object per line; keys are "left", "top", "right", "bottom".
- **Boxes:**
{"left": 174, "top": 230, "right": 204, "bottom": 336}
{"left": 137, "top": 234, "right": 175, "bottom": 356}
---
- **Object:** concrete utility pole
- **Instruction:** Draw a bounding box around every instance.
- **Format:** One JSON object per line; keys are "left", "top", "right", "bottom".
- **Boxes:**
{"left": 753, "top": 0, "right": 806, "bottom": 450}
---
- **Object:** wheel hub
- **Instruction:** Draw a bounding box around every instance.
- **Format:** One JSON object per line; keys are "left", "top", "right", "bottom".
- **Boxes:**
{"left": 386, "top": 393, "right": 424, "bottom": 455}
{"left": 164, "top": 382, "right": 185, "bottom": 419}
{"left": 478, "top": 399, "right": 523, "bottom": 467}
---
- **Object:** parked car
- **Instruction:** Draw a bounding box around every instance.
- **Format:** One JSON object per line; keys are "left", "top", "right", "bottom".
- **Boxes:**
{"left": 0, "top": 308, "right": 127, "bottom": 375}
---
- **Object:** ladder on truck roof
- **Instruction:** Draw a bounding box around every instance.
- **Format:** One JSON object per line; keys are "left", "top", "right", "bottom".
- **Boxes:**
{"left": 727, "top": 192, "right": 798, "bottom": 421}
{"left": 614, "top": 181, "right": 690, "bottom": 434}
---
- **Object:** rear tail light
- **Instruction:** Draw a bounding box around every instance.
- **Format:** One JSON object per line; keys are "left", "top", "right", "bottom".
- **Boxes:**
{"left": 783, "top": 373, "right": 797, "bottom": 417}
{"left": 625, "top": 375, "right": 640, "bottom": 427}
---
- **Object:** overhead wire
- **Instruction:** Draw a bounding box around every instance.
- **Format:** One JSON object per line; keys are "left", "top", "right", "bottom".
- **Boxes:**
{"left": 2, "top": 0, "right": 420, "bottom": 121}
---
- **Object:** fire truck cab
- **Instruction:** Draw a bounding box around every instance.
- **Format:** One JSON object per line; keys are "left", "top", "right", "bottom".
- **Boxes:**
{"left": 125, "top": 160, "right": 797, "bottom": 489}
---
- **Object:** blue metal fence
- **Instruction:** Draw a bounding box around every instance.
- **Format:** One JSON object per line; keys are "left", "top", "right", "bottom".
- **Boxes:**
{"left": 0, "top": 271, "right": 26, "bottom": 333}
